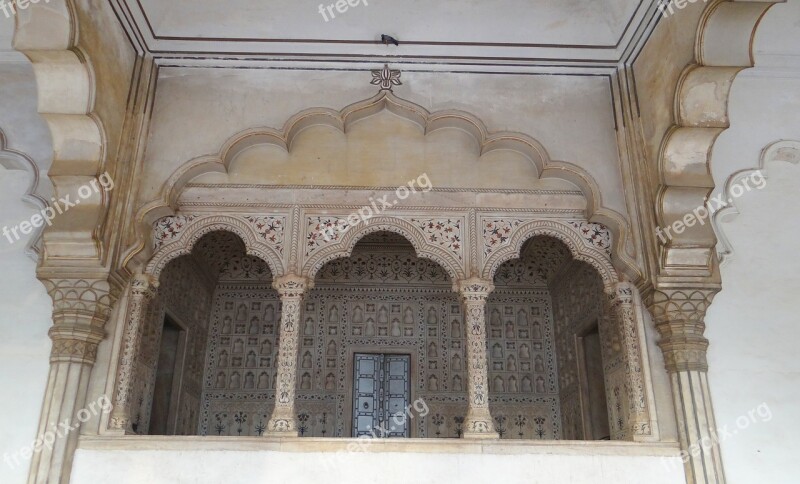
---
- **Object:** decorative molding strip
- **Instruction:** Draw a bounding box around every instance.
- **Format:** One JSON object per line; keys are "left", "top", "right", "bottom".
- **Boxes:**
{"left": 184, "top": 183, "right": 583, "bottom": 196}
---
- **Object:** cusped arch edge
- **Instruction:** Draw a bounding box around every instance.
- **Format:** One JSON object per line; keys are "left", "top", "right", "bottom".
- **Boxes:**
{"left": 713, "top": 140, "right": 800, "bottom": 263}
{"left": 301, "top": 216, "right": 466, "bottom": 284}
{"left": 145, "top": 215, "right": 285, "bottom": 280}
{"left": 482, "top": 220, "right": 619, "bottom": 289}
{"left": 128, "top": 90, "right": 636, "bottom": 279}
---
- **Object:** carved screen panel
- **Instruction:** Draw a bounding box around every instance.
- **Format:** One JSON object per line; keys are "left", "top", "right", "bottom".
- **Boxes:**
{"left": 197, "top": 233, "right": 562, "bottom": 439}
{"left": 486, "top": 290, "right": 561, "bottom": 439}
{"left": 199, "top": 287, "right": 281, "bottom": 436}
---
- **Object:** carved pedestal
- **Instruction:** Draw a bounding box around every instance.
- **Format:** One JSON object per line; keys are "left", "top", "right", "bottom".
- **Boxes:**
{"left": 456, "top": 278, "right": 499, "bottom": 439}
{"left": 650, "top": 288, "right": 724, "bottom": 484}
{"left": 265, "top": 275, "right": 313, "bottom": 436}
{"left": 29, "top": 278, "right": 115, "bottom": 484}
{"left": 109, "top": 274, "right": 159, "bottom": 433}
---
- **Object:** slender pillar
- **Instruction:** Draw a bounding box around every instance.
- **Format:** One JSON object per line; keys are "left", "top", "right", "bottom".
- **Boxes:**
{"left": 649, "top": 288, "right": 725, "bottom": 484}
{"left": 109, "top": 274, "right": 159, "bottom": 433}
{"left": 265, "top": 274, "right": 313, "bottom": 436}
{"left": 29, "top": 278, "right": 115, "bottom": 484}
{"left": 602, "top": 282, "right": 658, "bottom": 441}
{"left": 456, "top": 278, "right": 499, "bottom": 439}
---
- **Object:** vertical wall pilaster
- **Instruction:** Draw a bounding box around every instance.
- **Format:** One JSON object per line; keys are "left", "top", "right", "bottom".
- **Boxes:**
{"left": 649, "top": 288, "right": 724, "bottom": 484}
{"left": 109, "top": 274, "right": 159, "bottom": 434}
{"left": 30, "top": 278, "right": 115, "bottom": 484}
{"left": 265, "top": 275, "right": 313, "bottom": 436}
{"left": 603, "top": 282, "right": 659, "bottom": 442}
{"left": 456, "top": 278, "right": 499, "bottom": 439}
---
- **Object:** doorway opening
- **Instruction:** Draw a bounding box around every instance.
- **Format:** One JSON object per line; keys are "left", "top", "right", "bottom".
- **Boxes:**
{"left": 148, "top": 315, "right": 186, "bottom": 435}
{"left": 577, "top": 323, "right": 610, "bottom": 440}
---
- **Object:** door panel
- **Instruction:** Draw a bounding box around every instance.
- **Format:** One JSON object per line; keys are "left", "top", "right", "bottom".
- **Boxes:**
{"left": 352, "top": 353, "right": 410, "bottom": 438}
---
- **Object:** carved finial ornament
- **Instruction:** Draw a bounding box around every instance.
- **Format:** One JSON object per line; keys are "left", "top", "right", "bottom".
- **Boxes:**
{"left": 371, "top": 64, "right": 402, "bottom": 91}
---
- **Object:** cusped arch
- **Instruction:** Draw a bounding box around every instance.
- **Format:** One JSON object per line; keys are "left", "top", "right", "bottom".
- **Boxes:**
{"left": 15, "top": 1, "right": 108, "bottom": 264}
{"left": 145, "top": 215, "right": 285, "bottom": 279}
{"left": 302, "top": 216, "right": 465, "bottom": 283}
{"left": 0, "top": 129, "right": 48, "bottom": 258}
{"left": 713, "top": 140, "right": 800, "bottom": 263}
{"left": 131, "top": 90, "right": 637, "bottom": 279}
{"left": 655, "top": 0, "right": 779, "bottom": 277}
{"left": 482, "top": 220, "right": 618, "bottom": 288}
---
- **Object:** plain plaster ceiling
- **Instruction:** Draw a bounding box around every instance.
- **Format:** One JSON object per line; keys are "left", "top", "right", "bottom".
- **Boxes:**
{"left": 122, "top": 0, "right": 650, "bottom": 65}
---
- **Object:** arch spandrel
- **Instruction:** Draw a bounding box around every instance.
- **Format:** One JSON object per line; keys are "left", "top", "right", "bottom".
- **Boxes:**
{"left": 481, "top": 219, "right": 618, "bottom": 289}
{"left": 145, "top": 214, "right": 286, "bottom": 279}
{"left": 301, "top": 215, "right": 466, "bottom": 283}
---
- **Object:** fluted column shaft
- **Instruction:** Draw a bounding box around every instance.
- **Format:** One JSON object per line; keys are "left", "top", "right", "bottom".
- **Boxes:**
{"left": 29, "top": 278, "right": 115, "bottom": 484}
{"left": 650, "top": 288, "right": 724, "bottom": 484}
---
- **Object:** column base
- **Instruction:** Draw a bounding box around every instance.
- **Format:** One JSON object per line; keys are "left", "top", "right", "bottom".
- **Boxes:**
{"left": 264, "top": 412, "right": 298, "bottom": 437}
{"left": 263, "top": 429, "right": 299, "bottom": 438}
{"left": 462, "top": 430, "right": 500, "bottom": 439}
{"left": 463, "top": 411, "right": 499, "bottom": 439}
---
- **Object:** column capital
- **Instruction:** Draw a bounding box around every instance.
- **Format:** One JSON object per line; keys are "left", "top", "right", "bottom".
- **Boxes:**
{"left": 130, "top": 273, "right": 159, "bottom": 298}
{"left": 272, "top": 274, "right": 314, "bottom": 298}
{"left": 604, "top": 280, "right": 635, "bottom": 302}
{"left": 455, "top": 277, "right": 495, "bottom": 299}
{"left": 647, "top": 288, "right": 718, "bottom": 373}
{"left": 42, "top": 277, "right": 116, "bottom": 364}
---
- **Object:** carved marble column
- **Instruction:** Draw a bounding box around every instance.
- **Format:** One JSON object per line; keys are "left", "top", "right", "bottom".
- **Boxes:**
{"left": 29, "top": 278, "right": 115, "bottom": 483}
{"left": 456, "top": 278, "right": 499, "bottom": 439}
{"left": 602, "top": 282, "right": 658, "bottom": 442}
{"left": 109, "top": 274, "right": 159, "bottom": 433}
{"left": 265, "top": 274, "right": 313, "bottom": 436}
{"left": 649, "top": 288, "right": 725, "bottom": 484}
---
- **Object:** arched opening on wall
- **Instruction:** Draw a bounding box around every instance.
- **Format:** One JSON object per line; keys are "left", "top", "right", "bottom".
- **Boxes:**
{"left": 301, "top": 231, "right": 459, "bottom": 438}
{"left": 130, "top": 230, "right": 277, "bottom": 436}
{"left": 489, "top": 236, "right": 612, "bottom": 441}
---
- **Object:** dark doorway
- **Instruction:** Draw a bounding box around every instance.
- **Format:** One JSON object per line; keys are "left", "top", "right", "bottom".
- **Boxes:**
{"left": 149, "top": 315, "right": 186, "bottom": 435}
{"left": 577, "top": 324, "right": 610, "bottom": 440}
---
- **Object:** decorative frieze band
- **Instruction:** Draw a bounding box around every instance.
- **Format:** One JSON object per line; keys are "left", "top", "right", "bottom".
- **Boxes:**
{"left": 151, "top": 213, "right": 612, "bottom": 287}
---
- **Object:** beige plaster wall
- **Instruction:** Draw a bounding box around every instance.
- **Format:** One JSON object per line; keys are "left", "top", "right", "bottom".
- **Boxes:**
{"left": 139, "top": 68, "right": 627, "bottom": 217}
